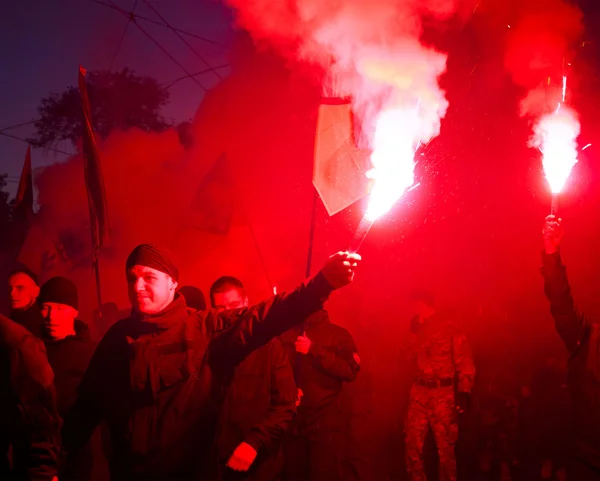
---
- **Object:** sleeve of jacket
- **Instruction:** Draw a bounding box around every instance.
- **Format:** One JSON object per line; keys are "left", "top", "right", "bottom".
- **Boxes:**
{"left": 541, "top": 250, "right": 590, "bottom": 354}
{"left": 62, "top": 324, "right": 123, "bottom": 453}
{"left": 11, "top": 333, "right": 61, "bottom": 481}
{"left": 452, "top": 326, "right": 475, "bottom": 393}
{"left": 209, "top": 272, "right": 333, "bottom": 369}
{"left": 244, "top": 340, "right": 297, "bottom": 453}
{"left": 308, "top": 319, "right": 360, "bottom": 382}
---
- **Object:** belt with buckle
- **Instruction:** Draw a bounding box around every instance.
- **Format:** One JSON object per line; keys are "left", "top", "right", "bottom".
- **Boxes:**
{"left": 416, "top": 377, "right": 454, "bottom": 389}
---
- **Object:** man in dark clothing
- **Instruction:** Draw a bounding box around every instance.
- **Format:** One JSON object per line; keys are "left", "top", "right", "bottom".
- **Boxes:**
{"left": 209, "top": 276, "right": 297, "bottom": 481}
{"left": 62, "top": 244, "right": 361, "bottom": 480}
{"left": 8, "top": 268, "right": 45, "bottom": 339}
{"left": 541, "top": 215, "right": 600, "bottom": 479}
{"left": 281, "top": 309, "right": 360, "bottom": 481}
{"left": 38, "top": 277, "right": 97, "bottom": 480}
{"left": 0, "top": 313, "right": 61, "bottom": 481}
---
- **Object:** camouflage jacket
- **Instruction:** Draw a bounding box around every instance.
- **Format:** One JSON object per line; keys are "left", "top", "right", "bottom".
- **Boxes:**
{"left": 409, "top": 312, "right": 475, "bottom": 392}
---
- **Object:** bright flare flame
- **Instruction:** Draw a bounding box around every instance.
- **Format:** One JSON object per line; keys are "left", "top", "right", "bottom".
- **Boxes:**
{"left": 532, "top": 106, "right": 580, "bottom": 194}
{"left": 364, "top": 108, "right": 418, "bottom": 222}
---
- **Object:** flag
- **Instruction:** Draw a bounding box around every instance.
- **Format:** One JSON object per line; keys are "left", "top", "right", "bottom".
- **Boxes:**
{"left": 13, "top": 145, "right": 34, "bottom": 222}
{"left": 78, "top": 66, "right": 109, "bottom": 261}
{"left": 313, "top": 99, "right": 371, "bottom": 216}
{"left": 189, "top": 153, "right": 234, "bottom": 235}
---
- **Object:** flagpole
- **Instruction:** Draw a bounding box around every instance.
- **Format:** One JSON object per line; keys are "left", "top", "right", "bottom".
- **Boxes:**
{"left": 79, "top": 65, "right": 110, "bottom": 318}
{"left": 93, "top": 256, "right": 103, "bottom": 316}
{"left": 305, "top": 189, "right": 318, "bottom": 278}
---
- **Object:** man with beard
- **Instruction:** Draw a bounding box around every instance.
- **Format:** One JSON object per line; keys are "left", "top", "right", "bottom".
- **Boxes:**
{"left": 0, "top": 313, "right": 61, "bottom": 480}
{"left": 62, "top": 244, "right": 361, "bottom": 480}
{"left": 38, "top": 277, "right": 97, "bottom": 480}
{"left": 7, "top": 268, "right": 44, "bottom": 339}
{"left": 208, "top": 276, "right": 297, "bottom": 481}
{"left": 541, "top": 215, "right": 600, "bottom": 479}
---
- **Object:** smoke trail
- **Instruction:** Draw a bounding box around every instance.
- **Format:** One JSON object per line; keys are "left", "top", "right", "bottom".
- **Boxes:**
{"left": 502, "top": 0, "right": 583, "bottom": 124}
{"left": 501, "top": 0, "right": 583, "bottom": 197}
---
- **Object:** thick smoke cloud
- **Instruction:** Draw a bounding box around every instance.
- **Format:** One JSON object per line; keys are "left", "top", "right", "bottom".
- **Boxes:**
{"left": 225, "top": 0, "right": 475, "bottom": 149}
{"left": 503, "top": 0, "right": 583, "bottom": 117}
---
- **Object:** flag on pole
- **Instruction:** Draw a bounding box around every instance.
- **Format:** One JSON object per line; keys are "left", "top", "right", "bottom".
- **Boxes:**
{"left": 13, "top": 145, "right": 34, "bottom": 222}
{"left": 78, "top": 66, "right": 109, "bottom": 260}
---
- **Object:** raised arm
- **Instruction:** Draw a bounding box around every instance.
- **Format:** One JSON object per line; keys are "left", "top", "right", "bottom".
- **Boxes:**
{"left": 209, "top": 252, "right": 360, "bottom": 368}
{"left": 541, "top": 215, "right": 591, "bottom": 354}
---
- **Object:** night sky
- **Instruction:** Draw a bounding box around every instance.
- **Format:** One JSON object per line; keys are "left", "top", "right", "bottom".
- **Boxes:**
{"left": 0, "top": 0, "right": 234, "bottom": 197}
{"left": 1, "top": 0, "right": 599, "bottom": 200}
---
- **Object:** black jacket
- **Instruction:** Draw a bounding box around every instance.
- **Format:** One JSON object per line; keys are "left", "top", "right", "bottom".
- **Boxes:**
{"left": 541, "top": 251, "right": 600, "bottom": 467}
{"left": 281, "top": 310, "right": 359, "bottom": 428}
{"left": 10, "top": 303, "right": 45, "bottom": 340}
{"left": 217, "top": 338, "right": 297, "bottom": 480}
{"left": 0, "top": 314, "right": 61, "bottom": 481}
{"left": 62, "top": 272, "right": 333, "bottom": 480}
{"left": 44, "top": 320, "right": 97, "bottom": 480}
{"left": 44, "top": 320, "right": 96, "bottom": 416}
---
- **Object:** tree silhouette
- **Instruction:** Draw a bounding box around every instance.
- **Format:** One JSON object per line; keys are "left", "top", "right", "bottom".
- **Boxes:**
{"left": 29, "top": 68, "right": 172, "bottom": 148}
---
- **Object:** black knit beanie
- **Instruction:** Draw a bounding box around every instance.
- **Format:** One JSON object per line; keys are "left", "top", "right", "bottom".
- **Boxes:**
{"left": 39, "top": 277, "right": 79, "bottom": 310}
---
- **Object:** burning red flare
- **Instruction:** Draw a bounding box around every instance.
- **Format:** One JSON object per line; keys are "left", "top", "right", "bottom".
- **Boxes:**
{"left": 365, "top": 108, "right": 418, "bottom": 221}
{"left": 533, "top": 105, "right": 580, "bottom": 194}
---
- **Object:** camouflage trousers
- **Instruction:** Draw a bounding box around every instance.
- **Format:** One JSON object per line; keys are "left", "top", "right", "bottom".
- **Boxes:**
{"left": 405, "top": 384, "right": 458, "bottom": 481}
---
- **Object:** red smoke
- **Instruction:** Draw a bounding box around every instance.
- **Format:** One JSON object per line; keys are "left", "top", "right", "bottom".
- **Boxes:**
{"left": 503, "top": 0, "right": 583, "bottom": 117}
{"left": 225, "top": 0, "right": 475, "bottom": 153}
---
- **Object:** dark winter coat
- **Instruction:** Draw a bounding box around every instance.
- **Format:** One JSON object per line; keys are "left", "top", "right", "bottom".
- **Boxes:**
{"left": 44, "top": 320, "right": 97, "bottom": 480}
{"left": 62, "top": 272, "right": 333, "bottom": 480}
{"left": 0, "top": 313, "right": 61, "bottom": 480}
{"left": 216, "top": 338, "right": 297, "bottom": 481}
{"left": 280, "top": 309, "right": 360, "bottom": 429}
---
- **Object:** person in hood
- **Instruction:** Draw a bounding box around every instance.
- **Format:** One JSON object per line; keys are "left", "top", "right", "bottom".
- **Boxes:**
{"left": 7, "top": 267, "right": 45, "bottom": 338}
{"left": 39, "top": 276, "right": 97, "bottom": 480}
{"left": 62, "top": 244, "right": 361, "bottom": 480}
{"left": 541, "top": 215, "right": 600, "bottom": 479}
{"left": 0, "top": 312, "right": 61, "bottom": 480}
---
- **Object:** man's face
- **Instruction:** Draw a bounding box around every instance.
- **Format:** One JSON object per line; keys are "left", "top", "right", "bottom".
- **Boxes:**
{"left": 8, "top": 273, "right": 39, "bottom": 311}
{"left": 127, "top": 265, "right": 177, "bottom": 315}
{"left": 211, "top": 288, "right": 248, "bottom": 313}
{"left": 41, "top": 302, "right": 77, "bottom": 340}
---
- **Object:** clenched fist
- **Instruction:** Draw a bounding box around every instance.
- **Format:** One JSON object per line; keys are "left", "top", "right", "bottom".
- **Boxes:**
{"left": 322, "top": 252, "right": 361, "bottom": 289}
{"left": 542, "top": 215, "right": 563, "bottom": 254}
{"left": 295, "top": 331, "right": 312, "bottom": 355}
{"left": 226, "top": 442, "right": 257, "bottom": 472}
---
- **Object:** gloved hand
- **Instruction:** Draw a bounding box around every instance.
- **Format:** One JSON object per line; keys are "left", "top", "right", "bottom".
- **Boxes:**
{"left": 456, "top": 392, "right": 471, "bottom": 413}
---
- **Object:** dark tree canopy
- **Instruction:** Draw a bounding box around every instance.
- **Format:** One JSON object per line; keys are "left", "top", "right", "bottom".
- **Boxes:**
{"left": 30, "top": 69, "right": 172, "bottom": 148}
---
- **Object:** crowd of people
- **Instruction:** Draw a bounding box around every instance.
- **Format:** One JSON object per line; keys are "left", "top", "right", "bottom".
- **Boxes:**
{"left": 1, "top": 215, "right": 600, "bottom": 481}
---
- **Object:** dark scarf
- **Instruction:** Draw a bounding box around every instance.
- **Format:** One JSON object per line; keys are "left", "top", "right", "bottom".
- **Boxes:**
{"left": 127, "top": 295, "right": 193, "bottom": 396}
